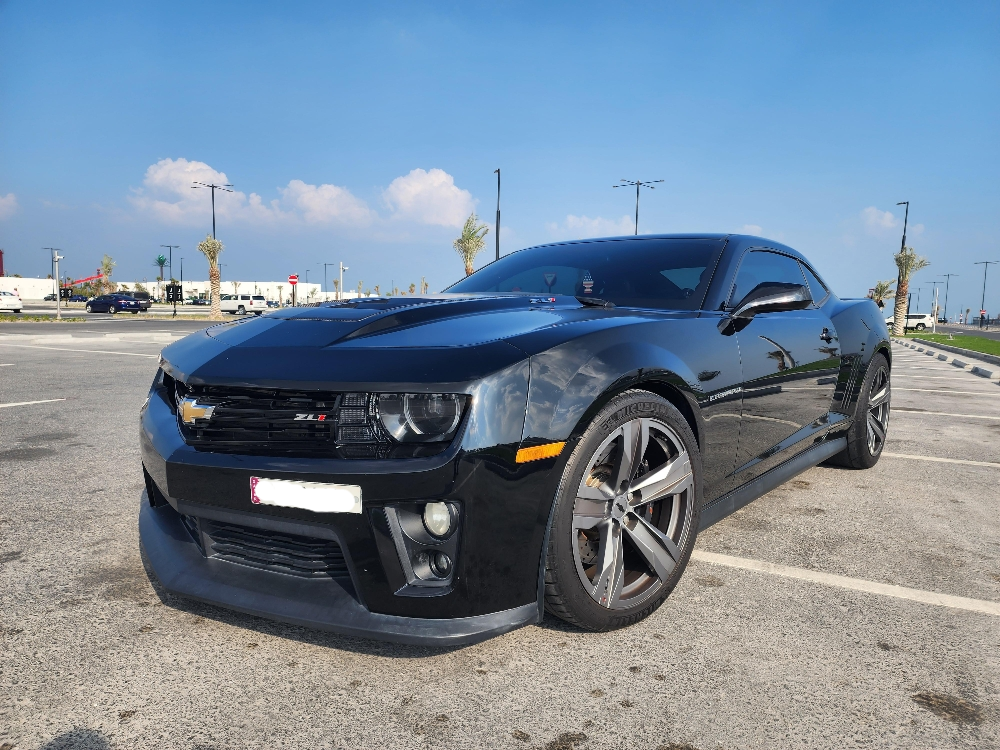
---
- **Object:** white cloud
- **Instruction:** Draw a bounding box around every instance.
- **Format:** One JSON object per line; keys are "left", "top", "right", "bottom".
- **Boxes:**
{"left": 280, "top": 180, "right": 374, "bottom": 225}
{"left": 861, "top": 206, "right": 899, "bottom": 232}
{"left": 548, "top": 214, "right": 635, "bottom": 239}
{"left": 738, "top": 224, "right": 763, "bottom": 235}
{"left": 0, "top": 193, "right": 18, "bottom": 220}
{"left": 129, "top": 158, "right": 473, "bottom": 232}
{"left": 382, "top": 168, "right": 476, "bottom": 227}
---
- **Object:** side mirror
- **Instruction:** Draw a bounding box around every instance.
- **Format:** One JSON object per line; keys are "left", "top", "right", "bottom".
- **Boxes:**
{"left": 732, "top": 282, "right": 812, "bottom": 319}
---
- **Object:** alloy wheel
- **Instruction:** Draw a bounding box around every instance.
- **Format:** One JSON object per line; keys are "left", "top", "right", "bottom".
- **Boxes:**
{"left": 572, "top": 417, "right": 694, "bottom": 610}
{"left": 866, "top": 366, "right": 890, "bottom": 456}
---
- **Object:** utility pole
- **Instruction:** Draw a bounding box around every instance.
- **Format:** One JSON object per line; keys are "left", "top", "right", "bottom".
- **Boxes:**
{"left": 614, "top": 179, "right": 663, "bottom": 235}
{"left": 44, "top": 248, "right": 63, "bottom": 320}
{"left": 974, "top": 260, "right": 998, "bottom": 329}
{"left": 940, "top": 273, "right": 958, "bottom": 322}
{"left": 896, "top": 202, "right": 909, "bottom": 254}
{"left": 932, "top": 285, "right": 939, "bottom": 333}
{"left": 339, "top": 262, "right": 349, "bottom": 301}
{"left": 494, "top": 168, "right": 500, "bottom": 261}
{"left": 191, "top": 182, "right": 234, "bottom": 238}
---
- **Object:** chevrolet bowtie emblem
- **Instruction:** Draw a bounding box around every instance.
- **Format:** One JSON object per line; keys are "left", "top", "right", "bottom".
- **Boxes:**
{"left": 179, "top": 397, "right": 216, "bottom": 424}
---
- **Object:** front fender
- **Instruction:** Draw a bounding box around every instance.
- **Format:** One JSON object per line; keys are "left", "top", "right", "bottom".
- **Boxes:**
{"left": 522, "top": 333, "right": 699, "bottom": 445}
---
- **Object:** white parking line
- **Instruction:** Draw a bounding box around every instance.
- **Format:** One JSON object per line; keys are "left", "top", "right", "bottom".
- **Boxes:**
{"left": 895, "top": 387, "right": 998, "bottom": 395}
{"left": 892, "top": 409, "right": 1000, "bottom": 420}
{"left": 0, "top": 343, "right": 159, "bottom": 358}
{"left": 691, "top": 550, "right": 1000, "bottom": 617}
{"left": 0, "top": 363, "right": 13, "bottom": 366}
{"left": 0, "top": 398, "right": 67, "bottom": 409}
{"left": 882, "top": 452, "right": 1000, "bottom": 468}
{"left": 893, "top": 374, "right": 977, "bottom": 380}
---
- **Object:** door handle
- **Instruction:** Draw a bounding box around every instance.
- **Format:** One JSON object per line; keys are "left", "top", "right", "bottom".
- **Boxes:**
{"left": 820, "top": 328, "right": 834, "bottom": 343}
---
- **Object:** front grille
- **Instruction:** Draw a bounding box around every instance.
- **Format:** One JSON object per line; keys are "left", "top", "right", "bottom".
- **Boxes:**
{"left": 183, "top": 515, "right": 350, "bottom": 579}
{"left": 169, "top": 376, "right": 383, "bottom": 457}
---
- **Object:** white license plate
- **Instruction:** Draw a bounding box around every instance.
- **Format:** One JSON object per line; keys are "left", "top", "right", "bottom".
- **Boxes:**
{"left": 250, "top": 476, "right": 362, "bottom": 514}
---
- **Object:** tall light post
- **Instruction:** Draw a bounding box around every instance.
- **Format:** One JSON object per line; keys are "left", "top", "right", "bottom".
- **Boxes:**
{"left": 494, "top": 168, "right": 500, "bottom": 261}
{"left": 319, "top": 262, "right": 335, "bottom": 298}
{"left": 940, "top": 273, "right": 958, "bottom": 322}
{"left": 161, "top": 245, "right": 180, "bottom": 283}
{"left": 339, "top": 262, "right": 349, "bottom": 301}
{"left": 191, "top": 182, "right": 234, "bottom": 239}
{"left": 923, "top": 279, "right": 943, "bottom": 326}
{"left": 896, "top": 201, "right": 909, "bottom": 253}
{"left": 614, "top": 179, "right": 663, "bottom": 235}
{"left": 974, "top": 260, "right": 998, "bottom": 328}
{"left": 44, "top": 248, "right": 63, "bottom": 320}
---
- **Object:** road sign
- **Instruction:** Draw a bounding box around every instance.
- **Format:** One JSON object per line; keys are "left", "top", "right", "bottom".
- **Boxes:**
{"left": 166, "top": 284, "right": 183, "bottom": 302}
{"left": 59, "top": 287, "right": 71, "bottom": 300}
{"left": 288, "top": 275, "right": 298, "bottom": 286}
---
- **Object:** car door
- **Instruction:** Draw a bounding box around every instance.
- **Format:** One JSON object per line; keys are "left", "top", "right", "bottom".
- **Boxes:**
{"left": 93, "top": 295, "right": 108, "bottom": 312}
{"left": 730, "top": 249, "right": 841, "bottom": 485}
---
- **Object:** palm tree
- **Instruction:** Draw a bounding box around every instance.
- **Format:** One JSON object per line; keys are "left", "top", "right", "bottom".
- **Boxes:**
{"left": 357, "top": 280, "right": 363, "bottom": 297}
{"left": 891, "top": 246, "right": 929, "bottom": 336}
{"left": 276, "top": 284, "right": 284, "bottom": 305}
{"left": 197, "top": 234, "right": 225, "bottom": 320}
{"left": 453, "top": 213, "right": 489, "bottom": 276}
{"left": 408, "top": 283, "right": 416, "bottom": 295}
{"left": 871, "top": 280, "right": 895, "bottom": 309}
{"left": 100, "top": 254, "right": 116, "bottom": 295}
{"left": 373, "top": 285, "right": 380, "bottom": 296}
{"left": 231, "top": 280, "right": 241, "bottom": 296}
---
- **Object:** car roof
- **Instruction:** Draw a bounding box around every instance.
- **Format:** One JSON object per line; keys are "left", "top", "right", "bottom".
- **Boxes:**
{"left": 517, "top": 233, "right": 810, "bottom": 264}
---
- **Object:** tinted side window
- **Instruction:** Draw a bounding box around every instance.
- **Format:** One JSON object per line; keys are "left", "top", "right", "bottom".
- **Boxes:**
{"left": 241, "top": 295, "right": 250, "bottom": 300}
{"left": 799, "top": 263, "right": 829, "bottom": 303}
{"left": 729, "top": 250, "right": 807, "bottom": 307}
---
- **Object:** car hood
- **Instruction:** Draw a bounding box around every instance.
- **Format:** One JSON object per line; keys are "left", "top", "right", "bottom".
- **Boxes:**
{"left": 159, "top": 294, "right": 675, "bottom": 389}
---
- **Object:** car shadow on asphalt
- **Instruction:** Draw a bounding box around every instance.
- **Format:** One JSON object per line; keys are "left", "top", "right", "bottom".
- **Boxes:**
{"left": 37, "top": 728, "right": 110, "bottom": 750}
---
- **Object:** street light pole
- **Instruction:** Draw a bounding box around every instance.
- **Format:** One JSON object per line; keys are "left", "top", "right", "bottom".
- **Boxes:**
{"left": 319, "top": 262, "right": 335, "bottom": 298}
{"left": 191, "top": 182, "right": 234, "bottom": 239}
{"left": 896, "top": 201, "right": 909, "bottom": 253}
{"left": 494, "top": 168, "right": 500, "bottom": 261}
{"left": 614, "top": 179, "right": 663, "bottom": 235}
{"left": 940, "top": 273, "right": 959, "bottom": 322}
{"left": 974, "top": 260, "right": 998, "bottom": 329}
{"left": 339, "top": 262, "right": 349, "bottom": 301}
{"left": 44, "top": 248, "right": 63, "bottom": 320}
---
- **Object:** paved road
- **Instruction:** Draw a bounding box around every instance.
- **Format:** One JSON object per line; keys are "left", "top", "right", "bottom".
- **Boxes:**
{"left": 1, "top": 335, "right": 998, "bottom": 749}
{"left": 933, "top": 324, "right": 1000, "bottom": 342}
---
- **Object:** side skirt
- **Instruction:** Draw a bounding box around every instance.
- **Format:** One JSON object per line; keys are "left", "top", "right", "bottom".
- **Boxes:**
{"left": 699, "top": 436, "right": 847, "bottom": 530}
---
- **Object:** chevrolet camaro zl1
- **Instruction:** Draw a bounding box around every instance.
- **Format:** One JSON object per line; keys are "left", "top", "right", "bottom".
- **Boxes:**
{"left": 139, "top": 234, "right": 891, "bottom": 644}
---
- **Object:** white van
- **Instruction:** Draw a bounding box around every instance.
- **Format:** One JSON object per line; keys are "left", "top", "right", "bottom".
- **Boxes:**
{"left": 885, "top": 312, "right": 934, "bottom": 331}
{"left": 220, "top": 294, "right": 268, "bottom": 315}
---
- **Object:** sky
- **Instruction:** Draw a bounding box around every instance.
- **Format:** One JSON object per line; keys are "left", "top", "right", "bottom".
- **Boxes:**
{"left": 1, "top": 1, "right": 998, "bottom": 312}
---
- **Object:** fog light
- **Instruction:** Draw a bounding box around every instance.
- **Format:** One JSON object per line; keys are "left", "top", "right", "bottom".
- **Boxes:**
{"left": 430, "top": 552, "right": 452, "bottom": 578}
{"left": 422, "top": 502, "right": 452, "bottom": 538}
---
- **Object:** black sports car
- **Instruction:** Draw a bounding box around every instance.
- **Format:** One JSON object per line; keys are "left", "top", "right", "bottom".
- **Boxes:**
{"left": 140, "top": 234, "right": 891, "bottom": 645}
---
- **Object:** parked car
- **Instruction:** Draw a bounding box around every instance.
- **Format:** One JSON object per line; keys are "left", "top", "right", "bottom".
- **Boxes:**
{"left": 884, "top": 312, "right": 933, "bottom": 331}
{"left": 128, "top": 291, "right": 153, "bottom": 311}
{"left": 69, "top": 294, "right": 87, "bottom": 302}
{"left": 220, "top": 293, "right": 268, "bottom": 315}
{"left": 43, "top": 293, "right": 57, "bottom": 301}
{"left": 266, "top": 300, "right": 281, "bottom": 308}
{"left": 85, "top": 294, "right": 143, "bottom": 314}
{"left": 141, "top": 233, "right": 891, "bottom": 645}
{"left": 0, "top": 290, "right": 22, "bottom": 313}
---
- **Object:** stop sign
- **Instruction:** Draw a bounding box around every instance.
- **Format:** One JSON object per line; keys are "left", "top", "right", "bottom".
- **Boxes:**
{"left": 288, "top": 275, "right": 298, "bottom": 286}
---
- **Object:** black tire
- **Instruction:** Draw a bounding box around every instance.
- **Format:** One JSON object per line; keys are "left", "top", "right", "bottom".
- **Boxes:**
{"left": 131, "top": 310, "right": 138, "bottom": 314}
{"left": 828, "top": 352, "right": 890, "bottom": 469}
{"left": 109, "top": 305, "right": 117, "bottom": 314}
{"left": 544, "top": 390, "right": 701, "bottom": 631}
{"left": 238, "top": 305, "right": 246, "bottom": 315}
{"left": 915, "top": 323, "right": 926, "bottom": 331}
{"left": 85, "top": 304, "right": 92, "bottom": 313}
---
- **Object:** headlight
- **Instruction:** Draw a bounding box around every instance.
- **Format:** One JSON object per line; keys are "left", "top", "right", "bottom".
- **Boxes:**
{"left": 377, "top": 393, "right": 466, "bottom": 442}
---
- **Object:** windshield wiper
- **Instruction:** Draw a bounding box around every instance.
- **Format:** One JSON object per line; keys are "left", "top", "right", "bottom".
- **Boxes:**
{"left": 575, "top": 296, "right": 615, "bottom": 308}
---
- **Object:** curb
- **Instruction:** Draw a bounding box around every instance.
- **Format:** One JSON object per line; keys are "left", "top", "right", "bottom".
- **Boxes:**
{"left": 891, "top": 338, "right": 1000, "bottom": 382}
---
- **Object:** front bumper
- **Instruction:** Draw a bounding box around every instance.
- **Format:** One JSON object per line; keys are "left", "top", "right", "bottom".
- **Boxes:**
{"left": 139, "top": 497, "right": 537, "bottom": 645}
{"left": 139, "top": 360, "right": 564, "bottom": 643}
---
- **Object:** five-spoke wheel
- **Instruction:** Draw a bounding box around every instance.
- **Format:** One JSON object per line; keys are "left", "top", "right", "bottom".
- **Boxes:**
{"left": 545, "top": 390, "right": 700, "bottom": 631}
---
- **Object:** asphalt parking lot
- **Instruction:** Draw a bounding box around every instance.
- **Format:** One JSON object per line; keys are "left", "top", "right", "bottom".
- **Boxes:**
{"left": 1, "top": 322, "right": 998, "bottom": 750}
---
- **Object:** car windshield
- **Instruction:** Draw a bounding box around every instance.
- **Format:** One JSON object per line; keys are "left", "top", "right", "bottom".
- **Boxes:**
{"left": 446, "top": 238, "right": 727, "bottom": 310}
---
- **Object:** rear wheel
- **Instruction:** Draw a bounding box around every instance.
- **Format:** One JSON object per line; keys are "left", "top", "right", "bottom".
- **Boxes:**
{"left": 238, "top": 305, "right": 246, "bottom": 315}
{"left": 544, "top": 390, "right": 701, "bottom": 631}
{"left": 828, "top": 352, "right": 890, "bottom": 469}
{"left": 915, "top": 323, "right": 926, "bottom": 331}
{"left": 109, "top": 305, "right": 117, "bottom": 314}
